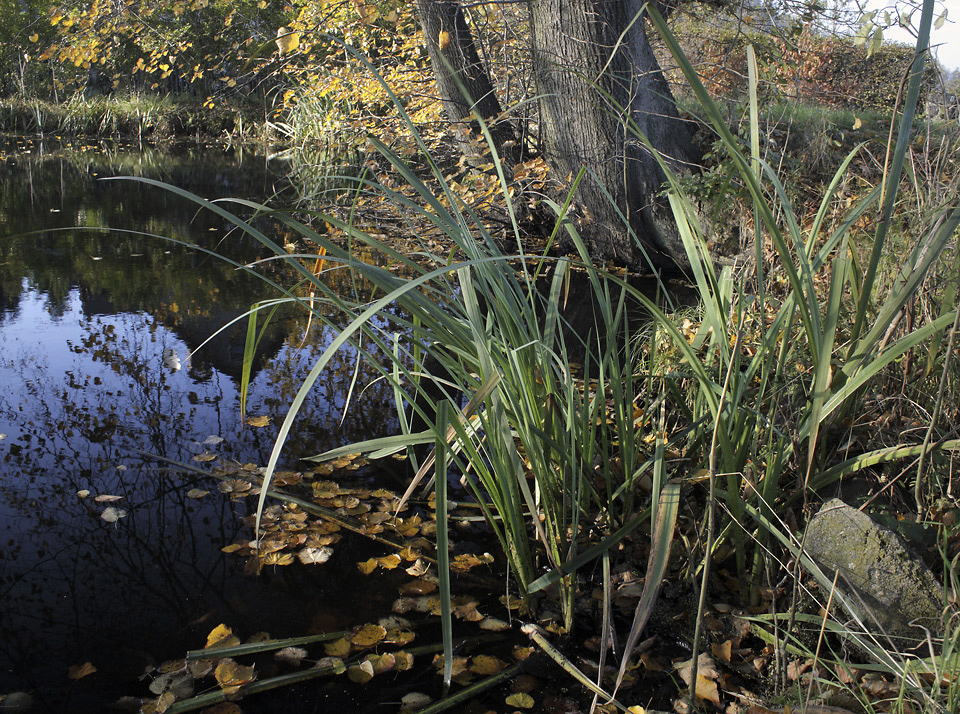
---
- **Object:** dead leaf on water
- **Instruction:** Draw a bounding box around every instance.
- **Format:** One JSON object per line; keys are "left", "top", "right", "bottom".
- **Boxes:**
{"left": 186, "top": 489, "right": 209, "bottom": 499}
{"left": 76, "top": 489, "right": 90, "bottom": 498}
{"left": 394, "top": 651, "right": 415, "bottom": 671}
{"left": 94, "top": 494, "right": 123, "bottom": 502}
{"left": 205, "top": 624, "right": 240, "bottom": 650}
{"left": 383, "top": 629, "right": 416, "bottom": 646}
{"left": 378, "top": 554, "right": 401, "bottom": 570}
{"left": 469, "top": 654, "right": 507, "bottom": 675}
{"left": 323, "top": 638, "right": 351, "bottom": 658}
{"left": 245, "top": 415, "right": 271, "bottom": 427}
{"left": 68, "top": 662, "right": 96, "bottom": 680}
{"left": 274, "top": 647, "right": 308, "bottom": 666}
{"left": 100, "top": 507, "right": 127, "bottom": 523}
{"left": 260, "top": 551, "right": 294, "bottom": 566}
{"left": 214, "top": 658, "right": 256, "bottom": 695}
{"left": 357, "top": 558, "right": 378, "bottom": 575}
{"left": 505, "top": 692, "right": 535, "bottom": 709}
{"left": 218, "top": 480, "right": 252, "bottom": 496}
{"left": 351, "top": 624, "right": 387, "bottom": 647}
{"left": 478, "top": 616, "right": 510, "bottom": 632}
{"left": 399, "top": 579, "right": 437, "bottom": 596}
{"left": 192, "top": 452, "right": 217, "bottom": 462}
{"left": 298, "top": 546, "right": 333, "bottom": 564}
{"left": 347, "top": 659, "right": 374, "bottom": 684}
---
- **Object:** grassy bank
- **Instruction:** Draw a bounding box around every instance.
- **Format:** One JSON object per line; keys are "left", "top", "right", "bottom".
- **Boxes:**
{"left": 0, "top": 93, "right": 270, "bottom": 143}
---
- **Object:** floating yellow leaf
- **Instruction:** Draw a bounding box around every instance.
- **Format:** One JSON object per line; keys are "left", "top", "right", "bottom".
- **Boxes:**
{"left": 357, "top": 558, "right": 378, "bottom": 575}
{"left": 366, "top": 653, "right": 395, "bottom": 675}
{"left": 351, "top": 624, "right": 387, "bottom": 647}
{"left": 192, "top": 452, "right": 217, "bottom": 462}
{"left": 378, "top": 554, "right": 401, "bottom": 570}
{"left": 505, "top": 692, "right": 535, "bottom": 708}
{"left": 399, "top": 579, "right": 437, "bottom": 596}
{"left": 323, "top": 638, "right": 351, "bottom": 658}
{"left": 155, "top": 691, "right": 176, "bottom": 713}
{"left": 186, "top": 489, "right": 209, "bottom": 499}
{"left": 68, "top": 662, "right": 96, "bottom": 680}
{"left": 469, "top": 654, "right": 506, "bottom": 675}
{"left": 205, "top": 624, "right": 240, "bottom": 650}
{"left": 214, "top": 659, "right": 256, "bottom": 695}
{"left": 394, "top": 651, "right": 415, "bottom": 671}
{"left": 245, "top": 415, "right": 270, "bottom": 427}
{"left": 347, "top": 659, "right": 374, "bottom": 683}
{"left": 478, "top": 617, "right": 510, "bottom": 632}
{"left": 384, "top": 629, "right": 416, "bottom": 646}
{"left": 261, "top": 551, "right": 294, "bottom": 566}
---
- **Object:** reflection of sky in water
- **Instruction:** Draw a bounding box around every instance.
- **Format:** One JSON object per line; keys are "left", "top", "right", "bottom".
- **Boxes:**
{"left": 0, "top": 147, "right": 400, "bottom": 712}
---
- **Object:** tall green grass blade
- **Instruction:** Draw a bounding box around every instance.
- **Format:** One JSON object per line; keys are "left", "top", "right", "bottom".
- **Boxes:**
{"left": 435, "top": 402, "right": 454, "bottom": 694}
{"left": 613, "top": 480, "right": 681, "bottom": 694}
{"left": 852, "top": 0, "right": 937, "bottom": 342}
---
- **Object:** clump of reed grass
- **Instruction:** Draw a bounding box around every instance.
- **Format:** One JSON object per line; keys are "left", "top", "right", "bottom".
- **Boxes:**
{"left": 144, "top": 3, "right": 960, "bottom": 708}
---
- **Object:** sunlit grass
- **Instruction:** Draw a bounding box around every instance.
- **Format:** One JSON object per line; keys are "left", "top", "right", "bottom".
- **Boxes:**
{"left": 137, "top": 3, "right": 960, "bottom": 710}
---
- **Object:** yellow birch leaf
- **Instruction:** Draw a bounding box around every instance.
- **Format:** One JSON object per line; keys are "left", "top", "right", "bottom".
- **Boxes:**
{"left": 323, "top": 638, "right": 351, "bottom": 658}
{"left": 347, "top": 660, "right": 374, "bottom": 683}
{"left": 351, "top": 624, "right": 387, "bottom": 647}
{"left": 357, "top": 558, "right": 378, "bottom": 574}
{"left": 505, "top": 692, "right": 535, "bottom": 708}
{"left": 205, "top": 624, "right": 240, "bottom": 650}
{"left": 214, "top": 659, "right": 256, "bottom": 695}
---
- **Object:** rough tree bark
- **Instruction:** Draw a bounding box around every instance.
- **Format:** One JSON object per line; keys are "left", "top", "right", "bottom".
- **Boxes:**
{"left": 414, "top": 0, "right": 519, "bottom": 165}
{"left": 415, "top": 0, "right": 701, "bottom": 269}
{"left": 529, "top": 0, "right": 701, "bottom": 268}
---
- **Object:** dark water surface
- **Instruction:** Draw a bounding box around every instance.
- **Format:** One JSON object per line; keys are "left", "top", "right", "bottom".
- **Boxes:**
{"left": 0, "top": 137, "right": 399, "bottom": 712}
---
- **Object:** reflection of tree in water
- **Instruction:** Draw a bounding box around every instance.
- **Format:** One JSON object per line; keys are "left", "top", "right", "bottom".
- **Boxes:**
{"left": 0, "top": 299, "right": 400, "bottom": 709}
{"left": 0, "top": 139, "right": 409, "bottom": 709}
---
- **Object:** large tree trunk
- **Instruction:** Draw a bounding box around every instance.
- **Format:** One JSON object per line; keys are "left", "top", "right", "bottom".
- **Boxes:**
{"left": 414, "top": 0, "right": 519, "bottom": 164}
{"left": 530, "top": 0, "right": 700, "bottom": 268}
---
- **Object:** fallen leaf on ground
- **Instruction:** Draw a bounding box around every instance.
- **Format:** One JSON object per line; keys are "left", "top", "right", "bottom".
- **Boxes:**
{"left": 676, "top": 653, "right": 721, "bottom": 705}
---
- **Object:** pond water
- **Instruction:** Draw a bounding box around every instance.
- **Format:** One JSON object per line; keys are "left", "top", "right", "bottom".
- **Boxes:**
{"left": 0, "top": 137, "right": 401, "bottom": 712}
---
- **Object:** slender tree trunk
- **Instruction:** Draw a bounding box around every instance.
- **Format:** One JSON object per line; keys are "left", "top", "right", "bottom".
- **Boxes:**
{"left": 414, "top": 0, "right": 518, "bottom": 164}
{"left": 530, "top": 0, "right": 701, "bottom": 267}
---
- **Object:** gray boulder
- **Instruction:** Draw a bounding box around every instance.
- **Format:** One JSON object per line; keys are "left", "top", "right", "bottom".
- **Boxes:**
{"left": 803, "top": 498, "right": 944, "bottom": 651}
